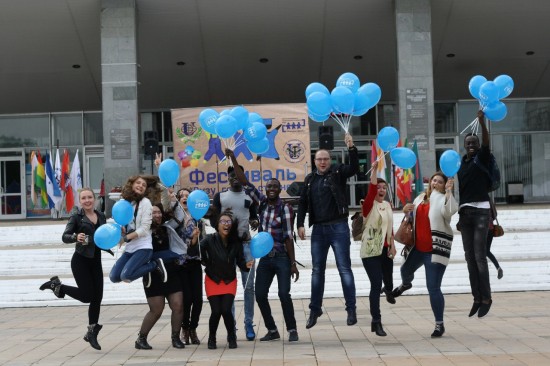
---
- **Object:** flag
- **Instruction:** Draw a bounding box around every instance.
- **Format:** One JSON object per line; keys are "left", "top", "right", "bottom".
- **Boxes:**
{"left": 395, "top": 139, "right": 412, "bottom": 206}
{"left": 45, "top": 153, "right": 62, "bottom": 209}
{"left": 70, "top": 150, "right": 82, "bottom": 208}
{"left": 30, "top": 152, "right": 38, "bottom": 208}
{"left": 412, "top": 141, "right": 423, "bottom": 197}
{"left": 371, "top": 140, "right": 387, "bottom": 181}
{"left": 35, "top": 151, "right": 48, "bottom": 208}
{"left": 55, "top": 149, "right": 62, "bottom": 189}
{"left": 62, "top": 149, "right": 74, "bottom": 212}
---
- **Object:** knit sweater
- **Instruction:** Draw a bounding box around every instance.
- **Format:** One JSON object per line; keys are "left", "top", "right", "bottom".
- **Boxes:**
{"left": 412, "top": 191, "right": 458, "bottom": 266}
{"left": 360, "top": 183, "right": 393, "bottom": 258}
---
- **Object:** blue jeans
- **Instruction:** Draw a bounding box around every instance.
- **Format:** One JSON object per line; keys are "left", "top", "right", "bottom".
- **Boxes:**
{"left": 400, "top": 248, "right": 447, "bottom": 322}
{"left": 310, "top": 220, "right": 356, "bottom": 313}
{"left": 459, "top": 207, "right": 491, "bottom": 302}
{"left": 255, "top": 254, "right": 296, "bottom": 331}
{"left": 361, "top": 246, "right": 392, "bottom": 322}
{"left": 232, "top": 242, "right": 255, "bottom": 327}
{"left": 109, "top": 249, "right": 156, "bottom": 283}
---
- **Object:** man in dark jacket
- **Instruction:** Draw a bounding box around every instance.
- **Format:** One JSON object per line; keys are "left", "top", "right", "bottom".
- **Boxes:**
{"left": 457, "top": 110, "right": 493, "bottom": 318}
{"left": 297, "top": 133, "right": 359, "bottom": 329}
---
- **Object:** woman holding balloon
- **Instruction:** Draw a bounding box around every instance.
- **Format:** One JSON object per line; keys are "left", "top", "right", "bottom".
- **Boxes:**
{"left": 360, "top": 160, "right": 396, "bottom": 337}
{"left": 40, "top": 188, "right": 109, "bottom": 350}
{"left": 392, "top": 171, "right": 457, "bottom": 338}
{"left": 200, "top": 209, "right": 253, "bottom": 350}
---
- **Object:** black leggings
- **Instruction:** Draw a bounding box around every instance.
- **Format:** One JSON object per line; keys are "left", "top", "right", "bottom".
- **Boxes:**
{"left": 181, "top": 263, "right": 203, "bottom": 330}
{"left": 62, "top": 252, "right": 104, "bottom": 324}
{"left": 208, "top": 294, "right": 235, "bottom": 336}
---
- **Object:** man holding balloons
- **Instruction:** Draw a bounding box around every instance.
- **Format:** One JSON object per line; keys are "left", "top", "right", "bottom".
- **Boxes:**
{"left": 297, "top": 133, "right": 359, "bottom": 329}
{"left": 457, "top": 110, "right": 494, "bottom": 318}
{"left": 225, "top": 148, "right": 300, "bottom": 343}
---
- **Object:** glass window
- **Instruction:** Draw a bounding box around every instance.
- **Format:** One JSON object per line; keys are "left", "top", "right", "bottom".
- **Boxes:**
{"left": 435, "top": 103, "right": 456, "bottom": 133}
{"left": 0, "top": 115, "right": 49, "bottom": 147}
{"left": 52, "top": 113, "right": 83, "bottom": 146}
{"left": 377, "top": 104, "right": 397, "bottom": 133}
{"left": 163, "top": 111, "right": 173, "bottom": 142}
{"left": 457, "top": 102, "right": 479, "bottom": 134}
{"left": 84, "top": 112, "right": 103, "bottom": 145}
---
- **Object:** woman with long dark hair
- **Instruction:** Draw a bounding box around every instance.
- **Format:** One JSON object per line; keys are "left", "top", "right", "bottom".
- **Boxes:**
{"left": 200, "top": 209, "right": 253, "bottom": 350}
{"left": 40, "top": 188, "right": 109, "bottom": 350}
{"left": 134, "top": 203, "right": 186, "bottom": 350}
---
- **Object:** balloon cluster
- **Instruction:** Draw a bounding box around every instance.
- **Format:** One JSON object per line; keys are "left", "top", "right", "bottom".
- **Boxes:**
{"left": 376, "top": 126, "right": 416, "bottom": 170}
{"left": 95, "top": 199, "right": 135, "bottom": 249}
{"left": 198, "top": 106, "right": 269, "bottom": 154}
{"left": 178, "top": 146, "right": 202, "bottom": 169}
{"left": 468, "top": 74, "right": 514, "bottom": 122}
{"left": 306, "top": 72, "right": 381, "bottom": 132}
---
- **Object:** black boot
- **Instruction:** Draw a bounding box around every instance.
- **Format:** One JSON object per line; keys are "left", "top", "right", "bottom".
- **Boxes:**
{"left": 172, "top": 331, "right": 185, "bottom": 349}
{"left": 181, "top": 327, "right": 190, "bottom": 345}
{"left": 135, "top": 332, "right": 152, "bottom": 350}
{"left": 207, "top": 333, "right": 217, "bottom": 349}
{"left": 83, "top": 324, "right": 102, "bottom": 350}
{"left": 189, "top": 328, "right": 200, "bottom": 345}
{"left": 227, "top": 331, "right": 237, "bottom": 349}
{"left": 39, "top": 276, "right": 64, "bottom": 298}
{"left": 371, "top": 322, "right": 387, "bottom": 337}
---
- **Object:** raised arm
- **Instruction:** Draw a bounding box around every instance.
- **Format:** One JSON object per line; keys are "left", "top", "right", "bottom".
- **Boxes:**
{"left": 478, "top": 110, "right": 489, "bottom": 147}
{"left": 226, "top": 148, "right": 247, "bottom": 185}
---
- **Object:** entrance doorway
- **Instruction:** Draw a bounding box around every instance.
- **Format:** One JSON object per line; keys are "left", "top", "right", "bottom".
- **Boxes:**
{"left": 0, "top": 149, "right": 26, "bottom": 219}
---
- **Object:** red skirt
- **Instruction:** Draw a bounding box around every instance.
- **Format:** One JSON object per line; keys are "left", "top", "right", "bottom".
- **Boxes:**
{"left": 204, "top": 275, "right": 237, "bottom": 298}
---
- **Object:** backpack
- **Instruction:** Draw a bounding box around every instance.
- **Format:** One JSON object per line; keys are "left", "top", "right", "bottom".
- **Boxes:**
{"left": 350, "top": 211, "right": 364, "bottom": 241}
{"left": 474, "top": 153, "right": 501, "bottom": 192}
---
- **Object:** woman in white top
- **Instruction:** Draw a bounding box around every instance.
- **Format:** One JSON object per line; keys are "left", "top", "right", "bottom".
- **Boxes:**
{"left": 109, "top": 175, "right": 167, "bottom": 284}
{"left": 392, "top": 171, "right": 457, "bottom": 338}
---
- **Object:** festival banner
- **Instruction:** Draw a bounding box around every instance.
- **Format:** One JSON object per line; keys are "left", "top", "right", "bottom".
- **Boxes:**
{"left": 171, "top": 103, "right": 310, "bottom": 198}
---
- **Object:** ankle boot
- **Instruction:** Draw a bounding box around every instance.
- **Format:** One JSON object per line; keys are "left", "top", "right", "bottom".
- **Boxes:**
{"left": 207, "top": 334, "right": 217, "bottom": 349}
{"left": 135, "top": 332, "right": 152, "bottom": 350}
{"left": 171, "top": 331, "right": 185, "bottom": 349}
{"left": 83, "top": 324, "right": 102, "bottom": 350}
{"left": 189, "top": 328, "right": 200, "bottom": 345}
{"left": 227, "top": 331, "right": 237, "bottom": 349}
{"left": 181, "top": 327, "right": 190, "bottom": 345}
{"left": 371, "top": 322, "right": 387, "bottom": 337}
{"left": 39, "top": 276, "right": 64, "bottom": 298}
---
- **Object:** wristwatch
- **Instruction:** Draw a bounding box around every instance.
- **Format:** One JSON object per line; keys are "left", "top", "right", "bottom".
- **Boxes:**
{"left": 123, "top": 235, "right": 130, "bottom": 243}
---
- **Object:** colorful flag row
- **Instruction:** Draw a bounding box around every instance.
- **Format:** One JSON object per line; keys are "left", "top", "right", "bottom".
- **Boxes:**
{"left": 30, "top": 149, "right": 82, "bottom": 212}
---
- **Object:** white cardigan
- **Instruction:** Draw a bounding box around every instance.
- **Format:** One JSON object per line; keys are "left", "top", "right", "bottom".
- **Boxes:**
{"left": 124, "top": 197, "right": 153, "bottom": 253}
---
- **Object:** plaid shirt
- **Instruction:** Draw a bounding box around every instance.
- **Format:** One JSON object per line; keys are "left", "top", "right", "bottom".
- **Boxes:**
{"left": 245, "top": 182, "right": 293, "bottom": 253}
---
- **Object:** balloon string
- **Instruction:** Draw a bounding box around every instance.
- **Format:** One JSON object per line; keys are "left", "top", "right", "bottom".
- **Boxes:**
{"left": 459, "top": 117, "right": 479, "bottom": 135}
{"left": 244, "top": 258, "right": 255, "bottom": 290}
{"left": 330, "top": 114, "right": 347, "bottom": 133}
{"left": 364, "top": 151, "right": 389, "bottom": 176}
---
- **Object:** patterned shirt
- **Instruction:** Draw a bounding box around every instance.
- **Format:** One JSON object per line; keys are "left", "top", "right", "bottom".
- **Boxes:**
{"left": 244, "top": 182, "right": 293, "bottom": 253}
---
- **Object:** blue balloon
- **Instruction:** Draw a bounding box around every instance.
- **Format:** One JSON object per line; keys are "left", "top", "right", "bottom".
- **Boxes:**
{"left": 336, "top": 72, "right": 360, "bottom": 93}
{"left": 358, "top": 83, "right": 382, "bottom": 110}
{"left": 468, "top": 75, "right": 487, "bottom": 100}
{"left": 230, "top": 106, "right": 249, "bottom": 131}
{"left": 305, "top": 82, "right": 330, "bottom": 99}
{"left": 198, "top": 108, "right": 219, "bottom": 134}
{"left": 248, "top": 112, "right": 264, "bottom": 124}
{"left": 159, "top": 159, "right": 180, "bottom": 186}
{"left": 247, "top": 137, "right": 270, "bottom": 154}
{"left": 94, "top": 223, "right": 121, "bottom": 250}
{"left": 215, "top": 115, "right": 238, "bottom": 139}
{"left": 112, "top": 199, "right": 133, "bottom": 226}
{"left": 377, "top": 127, "right": 400, "bottom": 152}
{"left": 244, "top": 122, "right": 267, "bottom": 142}
{"left": 220, "top": 109, "right": 231, "bottom": 116}
{"left": 307, "top": 91, "right": 332, "bottom": 116}
{"left": 309, "top": 112, "right": 329, "bottom": 123}
{"left": 331, "top": 86, "right": 355, "bottom": 114}
{"left": 187, "top": 190, "right": 210, "bottom": 220}
{"left": 250, "top": 232, "right": 274, "bottom": 258}
{"left": 483, "top": 101, "right": 507, "bottom": 122}
{"left": 494, "top": 74, "right": 514, "bottom": 99}
{"left": 479, "top": 81, "right": 499, "bottom": 104}
{"left": 390, "top": 147, "right": 416, "bottom": 169}
{"left": 439, "top": 149, "right": 461, "bottom": 177}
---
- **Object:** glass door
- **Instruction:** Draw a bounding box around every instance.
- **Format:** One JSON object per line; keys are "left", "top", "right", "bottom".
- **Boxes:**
{"left": 85, "top": 154, "right": 104, "bottom": 212}
{"left": 0, "top": 150, "right": 26, "bottom": 219}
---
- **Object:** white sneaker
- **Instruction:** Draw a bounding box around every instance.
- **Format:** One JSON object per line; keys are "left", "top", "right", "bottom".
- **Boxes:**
{"left": 144, "top": 273, "right": 152, "bottom": 288}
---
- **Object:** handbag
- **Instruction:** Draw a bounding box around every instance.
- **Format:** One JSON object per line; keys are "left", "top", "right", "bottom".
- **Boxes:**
{"left": 395, "top": 214, "right": 414, "bottom": 247}
{"left": 350, "top": 212, "right": 364, "bottom": 241}
{"left": 493, "top": 218, "right": 504, "bottom": 237}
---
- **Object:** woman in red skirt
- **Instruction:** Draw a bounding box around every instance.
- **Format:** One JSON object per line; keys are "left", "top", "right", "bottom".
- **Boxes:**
{"left": 200, "top": 209, "right": 253, "bottom": 350}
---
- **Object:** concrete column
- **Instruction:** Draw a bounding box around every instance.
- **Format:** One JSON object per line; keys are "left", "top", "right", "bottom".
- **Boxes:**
{"left": 101, "top": 0, "right": 140, "bottom": 215}
{"left": 395, "top": 0, "right": 436, "bottom": 178}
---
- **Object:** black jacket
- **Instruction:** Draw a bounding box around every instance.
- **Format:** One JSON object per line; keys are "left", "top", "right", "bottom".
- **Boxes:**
{"left": 62, "top": 208, "right": 108, "bottom": 259}
{"left": 200, "top": 233, "right": 249, "bottom": 284}
{"left": 297, "top": 146, "right": 359, "bottom": 227}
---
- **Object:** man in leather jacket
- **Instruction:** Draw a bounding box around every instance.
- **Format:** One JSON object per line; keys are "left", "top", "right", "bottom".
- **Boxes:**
{"left": 297, "top": 133, "right": 359, "bottom": 329}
